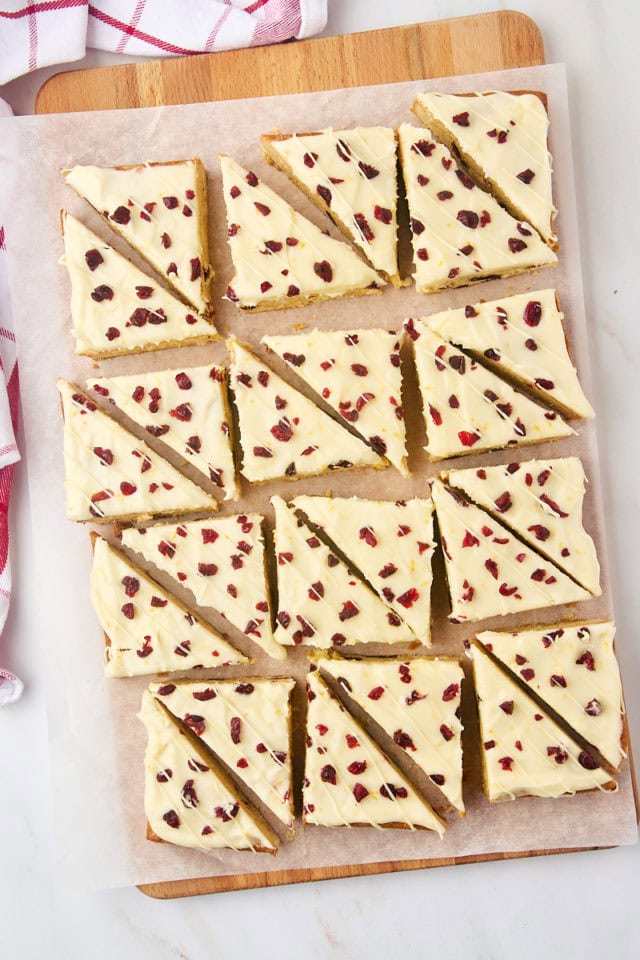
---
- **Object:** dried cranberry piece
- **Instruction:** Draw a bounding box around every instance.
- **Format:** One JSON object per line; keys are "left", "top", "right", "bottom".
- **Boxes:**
{"left": 314, "top": 260, "right": 333, "bottom": 283}
{"left": 452, "top": 111, "right": 470, "bottom": 126}
{"left": 368, "top": 686, "right": 385, "bottom": 701}
{"left": 374, "top": 205, "right": 392, "bottom": 223}
{"left": 111, "top": 206, "right": 131, "bottom": 224}
{"left": 440, "top": 724, "right": 454, "bottom": 742}
{"left": 253, "top": 446, "right": 273, "bottom": 458}
{"left": 339, "top": 600, "right": 359, "bottom": 621}
{"left": 230, "top": 716, "right": 241, "bottom": 744}
{"left": 85, "top": 248, "right": 104, "bottom": 271}
{"left": 316, "top": 184, "right": 332, "bottom": 207}
{"left": 394, "top": 730, "right": 416, "bottom": 751}
{"left": 321, "top": 764, "right": 337, "bottom": 784}
{"left": 162, "top": 810, "right": 180, "bottom": 829}
{"left": 358, "top": 161, "right": 379, "bottom": 179}
{"left": 458, "top": 430, "right": 480, "bottom": 447}
{"left": 494, "top": 492, "right": 512, "bottom": 512}
{"left": 91, "top": 284, "right": 113, "bottom": 302}
{"left": 270, "top": 419, "right": 293, "bottom": 442}
{"left": 499, "top": 700, "right": 514, "bottom": 715}
{"left": 517, "top": 168, "right": 535, "bottom": 184}
{"left": 508, "top": 237, "right": 527, "bottom": 253}
{"left": 437, "top": 190, "right": 453, "bottom": 201}
{"left": 352, "top": 783, "right": 369, "bottom": 803}
{"left": 578, "top": 751, "right": 600, "bottom": 770}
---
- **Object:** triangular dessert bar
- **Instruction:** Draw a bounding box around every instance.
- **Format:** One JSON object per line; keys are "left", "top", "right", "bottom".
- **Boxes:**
{"left": 261, "top": 127, "right": 400, "bottom": 283}
{"left": 57, "top": 379, "right": 217, "bottom": 522}
{"left": 272, "top": 496, "right": 414, "bottom": 649}
{"left": 319, "top": 655, "right": 465, "bottom": 812}
{"left": 303, "top": 670, "right": 445, "bottom": 834}
{"left": 89, "top": 363, "right": 239, "bottom": 502}
{"left": 262, "top": 328, "right": 409, "bottom": 476}
{"left": 292, "top": 495, "right": 435, "bottom": 644}
{"left": 431, "top": 478, "right": 590, "bottom": 623}
{"left": 219, "top": 155, "right": 383, "bottom": 310}
{"left": 63, "top": 159, "right": 212, "bottom": 314}
{"left": 397, "top": 124, "right": 557, "bottom": 294}
{"left": 91, "top": 535, "right": 247, "bottom": 677}
{"left": 229, "top": 339, "right": 383, "bottom": 483}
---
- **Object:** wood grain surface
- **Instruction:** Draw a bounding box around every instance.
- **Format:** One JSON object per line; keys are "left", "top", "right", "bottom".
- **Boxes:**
{"left": 39, "top": 10, "right": 615, "bottom": 901}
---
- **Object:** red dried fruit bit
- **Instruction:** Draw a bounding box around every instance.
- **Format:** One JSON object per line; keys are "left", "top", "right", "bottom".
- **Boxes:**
{"left": 379, "top": 563, "right": 398, "bottom": 580}
{"left": 358, "top": 161, "right": 379, "bottom": 179}
{"left": 181, "top": 779, "right": 199, "bottom": 808}
{"left": 183, "top": 714, "right": 206, "bottom": 736}
{"left": 455, "top": 169, "right": 475, "bottom": 190}
{"left": 368, "top": 686, "right": 385, "bottom": 701}
{"left": 441, "top": 157, "right": 452, "bottom": 170}
{"left": 189, "top": 258, "right": 201, "bottom": 281}
{"left": 308, "top": 581, "right": 324, "bottom": 601}
{"left": 358, "top": 527, "right": 377, "bottom": 548}
{"left": 436, "top": 722, "right": 454, "bottom": 743}
{"left": 339, "top": 600, "right": 359, "bottom": 621}
{"left": 345, "top": 734, "right": 359, "bottom": 749}
{"left": 91, "top": 284, "right": 114, "bottom": 302}
{"left": 349, "top": 363, "right": 369, "bottom": 379}
{"left": 458, "top": 430, "right": 480, "bottom": 447}
{"left": 517, "top": 168, "right": 535, "bottom": 184}
{"left": 92, "top": 446, "right": 113, "bottom": 466}
{"left": 135, "top": 285, "right": 154, "bottom": 300}
{"left": 156, "top": 769, "right": 172, "bottom": 783}
{"left": 494, "top": 492, "right": 512, "bottom": 512}
{"left": 314, "top": 260, "right": 333, "bottom": 283}
{"left": 520, "top": 668, "right": 535, "bottom": 681}
{"left": 508, "top": 237, "right": 527, "bottom": 253}
{"left": 482, "top": 558, "right": 498, "bottom": 581}
{"left": 229, "top": 716, "right": 242, "bottom": 744}
{"left": 459, "top": 244, "right": 474, "bottom": 256}
{"left": 270, "top": 419, "right": 293, "bottom": 443}
{"left": 163, "top": 810, "right": 180, "bottom": 829}
{"left": 170, "top": 403, "right": 191, "bottom": 422}
{"left": 550, "top": 674, "right": 567, "bottom": 688}
{"left": 499, "top": 757, "right": 513, "bottom": 771}
{"left": 394, "top": 729, "right": 416, "bottom": 751}
{"left": 452, "top": 111, "right": 470, "bottom": 126}
{"left": 191, "top": 687, "right": 217, "bottom": 702}
{"left": 497, "top": 582, "right": 517, "bottom": 598}
{"left": 352, "top": 783, "right": 369, "bottom": 803}
{"left": 321, "top": 764, "right": 337, "bottom": 785}
{"left": 306, "top": 536, "right": 320, "bottom": 548}
{"left": 277, "top": 611, "right": 291, "bottom": 631}
{"left": 576, "top": 651, "right": 595, "bottom": 671}
{"left": 157, "top": 539, "right": 176, "bottom": 559}
{"left": 540, "top": 493, "right": 569, "bottom": 518}
{"left": 281, "top": 351, "right": 306, "bottom": 368}
{"left": 412, "top": 139, "right": 435, "bottom": 157}
{"left": 303, "top": 151, "right": 318, "bottom": 168}
{"left": 397, "top": 525, "right": 411, "bottom": 538}
{"left": 110, "top": 205, "right": 131, "bottom": 224}
{"left": 346, "top": 760, "right": 367, "bottom": 777}
{"left": 578, "top": 751, "right": 600, "bottom": 770}
{"left": 315, "top": 183, "right": 332, "bottom": 207}
{"left": 120, "top": 601, "right": 135, "bottom": 620}
{"left": 374, "top": 205, "right": 393, "bottom": 224}
{"left": 120, "top": 481, "right": 137, "bottom": 496}
{"left": 162, "top": 196, "right": 179, "bottom": 209}
{"left": 525, "top": 524, "right": 550, "bottom": 542}
{"left": 253, "top": 446, "right": 273, "bottom": 458}
{"left": 441, "top": 683, "right": 459, "bottom": 703}
{"left": 121, "top": 575, "right": 140, "bottom": 598}
{"left": 103, "top": 326, "right": 120, "bottom": 341}
{"left": 354, "top": 212, "right": 374, "bottom": 242}
{"left": 437, "top": 190, "right": 453, "bottom": 201}
{"left": 85, "top": 248, "right": 104, "bottom": 271}
{"left": 150, "top": 596, "right": 168, "bottom": 608}
{"left": 585, "top": 697, "right": 602, "bottom": 717}
{"left": 197, "top": 562, "right": 218, "bottom": 577}
{"left": 396, "top": 588, "right": 419, "bottom": 609}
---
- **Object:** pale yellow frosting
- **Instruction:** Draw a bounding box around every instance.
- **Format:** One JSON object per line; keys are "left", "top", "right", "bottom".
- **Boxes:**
{"left": 262, "top": 328, "right": 408, "bottom": 476}
{"left": 318, "top": 656, "right": 465, "bottom": 812}
{"left": 219, "top": 154, "right": 383, "bottom": 309}
{"left": 470, "top": 642, "right": 615, "bottom": 801}
{"left": 57, "top": 379, "right": 217, "bottom": 522}
{"left": 89, "top": 364, "right": 239, "bottom": 502}
{"left": 292, "top": 495, "right": 435, "bottom": 645}
{"left": 150, "top": 678, "right": 295, "bottom": 829}
{"left": 272, "top": 496, "right": 414, "bottom": 649}
{"left": 406, "top": 322, "right": 573, "bottom": 461}
{"left": 431, "top": 479, "right": 590, "bottom": 623}
{"left": 443, "top": 457, "right": 601, "bottom": 596}
{"left": 64, "top": 160, "right": 210, "bottom": 313}
{"left": 413, "top": 92, "right": 557, "bottom": 243}
{"left": 397, "top": 124, "right": 557, "bottom": 294}
{"left": 304, "top": 670, "right": 445, "bottom": 834}
{"left": 476, "top": 622, "right": 624, "bottom": 771}
{"left": 229, "top": 339, "right": 382, "bottom": 483}
{"left": 120, "top": 513, "right": 284, "bottom": 661}
{"left": 91, "top": 537, "right": 246, "bottom": 677}
{"left": 424, "top": 289, "right": 594, "bottom": 420}
{"left": 61, "top": 213, "right": 215, "bottom": 357}
{"left": 138, "top": 692, "right": 276, "bottom": 852}
{"left": 264, "top": 127, "right": 399, "bottom": 280}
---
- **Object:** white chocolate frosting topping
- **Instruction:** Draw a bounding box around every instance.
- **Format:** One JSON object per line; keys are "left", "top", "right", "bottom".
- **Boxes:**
{"left": 62, "top": 213, "right": 215, "bottom": 358}
{"left": 229, "top": 339, "right": 382, "bottom": 483}
{"left": 262, "top": 127, "right": 399, "bottom": 280}
{"left": 150, "top": 678, "right": 295, "bottom": 828}
{"left": 319, "top": 656, "right": 465, "bottom": 811}
{"left": 89, "top": 363, "right": 239, "bottom": 502}
{"left": 444, "top": 457, "right": 601, "bottom": 596}
{"left": 397, "top": 124, "right": 557, "bottom": 294}
{"left": 424, "top": 289, "right": 594, "bottom": 420}
{"left": 272, "top": 496, "right": 414, "bottom": 649}
{"left": 262, "top": 328, "right": 408, "bottom": 476}
{"left": 413, "top": 92, "right": 557, "bottom": 244}
{"left": 292, "top": 495, "right": 435, "bottom": 644}
{"left": 303, "top": 670, "right": 444, "bottom": 834}
{"left": 405, "top": 322, "right": 573, "bottom": 461}
{"left": 120, "top": 513, "right": 283, "bottom": 661}
{"left": 470, "top": 642, "right": 614, "bottom": 801}
{"left": 91, "top": 536, "right": 246, "bottom": 677}
{"left": 139, "top": 692, "right": 276, "bottom": 852}
{"left": 219, "top": 154, "right": 383, "bottom": 309}
{"left": 476, "top": 621, "right": 624, "bottom": 771}
{"left": 64, "top": 160, "right": 210, "bottom": 313}
{"left": 58, "top": 379, "right": 217, "bottom": 522}
{"left": 431, "top": 479, "right": 590, "bottom": 623}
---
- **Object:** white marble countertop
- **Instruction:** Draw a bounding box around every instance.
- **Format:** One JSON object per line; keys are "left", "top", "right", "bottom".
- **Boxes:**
{"left": 1, "top": 2, "right": 638, "bottom": 957}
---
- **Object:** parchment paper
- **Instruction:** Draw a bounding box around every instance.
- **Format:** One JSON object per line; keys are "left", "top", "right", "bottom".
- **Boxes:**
{"left": 0, "top": 63, "right": 636, "bottom": 891}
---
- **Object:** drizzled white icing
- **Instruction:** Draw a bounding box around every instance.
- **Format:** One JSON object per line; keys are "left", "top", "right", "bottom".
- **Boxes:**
{"left": 150, "top": 678, "right": 295, "bottom": 828}
{"left": 470, "top": 642, "right": 614, "bottom": 801}
{"left": 91, "top": 537, "right": 246, "bottom": 677}
{"left": 272, "top": 496, "right": 414, "bottom": 649}
{"left": 89, "top": 363, "right": 239, "bottom": 502}
{"left": 476, "top": 622, "right": 624, "bottom": 771}
{"left": 292, "top": 495, "right": 435, "bottom": 644}
{"left": 413, "top": 92, "right": 557, "bottom": 244}
{"left": 424, "top": 289, "right": 594, "bottom": 420}
{"left": 120, "top": 513, "right": 284, "bottom": 661}
{"left": 139, "top": 692, "right": 276, "bottom": 852}
{"left": 444, "top": 457, "right": 601, "bottom": 596}
{"left": 405, "top": 321, "right": 573, "bottom": 461}
{"left": 64, "top": 160, "right": 211, "bottom": 313}
{"left": 431, "top": 478, "right": 590, "bottom": 623}
{"left": 303, "top": 670, "right": 445, "bottom": 834}
{"left": 262, "top": 328, "right": 408, "bottom": 476}
{"left": 219, "top": 154, "right": 383, "bottom": 309}
{"left": 229, "top": 339, "right": 382, "bottom": 483}
{"left": 57, "top": 379, "right": 217, "bottom": 522}
{"left": 262, "top": 127, "right": 399, "bottom": 281}
{"left": 397, "top": 124, "right": 557, "bottom": 294}
{"left": 319, "top": 656, "right": 465, "bottom": 812}
{"left": 61, "top": 212, "right": 216, "bottom": 358}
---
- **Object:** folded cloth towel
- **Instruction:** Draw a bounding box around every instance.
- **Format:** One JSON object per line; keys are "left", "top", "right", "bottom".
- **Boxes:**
{"left": 0, "top": 0, "right": 328, "bottom": 85}
{"left": 0, "top": 97, "right": 22, "bottom": 705}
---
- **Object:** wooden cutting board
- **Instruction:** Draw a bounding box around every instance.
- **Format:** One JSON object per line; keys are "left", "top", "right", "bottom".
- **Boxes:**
{"left": 36, "top": 10, "right": 569, "bottom": 900}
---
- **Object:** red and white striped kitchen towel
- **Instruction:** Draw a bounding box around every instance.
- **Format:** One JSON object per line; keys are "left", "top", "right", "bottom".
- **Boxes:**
{"left": 0, "top": 0, "right": 328, "bottom": 85}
